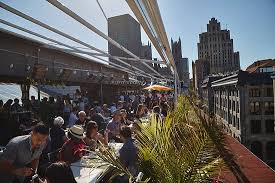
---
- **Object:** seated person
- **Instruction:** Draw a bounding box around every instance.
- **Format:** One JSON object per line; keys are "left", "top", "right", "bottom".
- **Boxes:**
{"left": 50, "top": 117, "right": 68, "bottom": 152}
{"left": 84, "top": 121, "right": 109, "bottom": 150}
{"left": 101, "top": 104, "right": 111, "bottom": 118}
{"left": 0, "top": 123, "right": 49, "bottom": 183}
{"left": 45, "top": 162, "right": 77, "bottom": 183}
{"left": 119, "top": 126, "right": 138, "bottom": 176}
{"left": 151, "top": 106, "right": 163, "bottom": 124}
{"left": 106, "top": 110, "right": 122, "bottom": 142}
{"left": 120, "top": 109, "right": 131, "bottom": 125}
{"left": 90, "top": 108, "right": 105, "bottom": 130}
{"left": 59, "top": 125, "right": 86, "bottom": 164}
{"left": 68, "top": 107, "right": 79, "bottom": 128}
{"left": 75, "top": 111, "right": 88, "bottom": 127}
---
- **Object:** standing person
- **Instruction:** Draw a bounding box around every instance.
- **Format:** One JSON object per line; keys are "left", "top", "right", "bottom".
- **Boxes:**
{"left": 0, "top": 123, "right": 49, "bottom": 183}
{"left": 78, "top": 98, "right": 85, "bottom": 111}
{"left": 68, "top": 107, "right": 78, "bottom": 128}
{"left": 144, "top": 92, "right": 151, "bottom": 108}
{"left": 106, "top": 110, "right": 123, "bottom": 142}
{"left": 132, "top": 96, "right": 140, "bottom": 114}
{"left": 119, "top": 93, "right": 125, "bottom": 102}
{"left": 45, "top": 162, "right": 77, "bottom": 183}
{"left": 59, "top": 125, "right": 86, "bottom": 164}
{"left": 0, "top": 99, "right": 3, "bottom": 112}
{"left": 110, "top": 103, "right": 117, "bottom": 114}
{"left": 75, "top": 111, "right": 87, "bottom": 127}
{"left": 63, "top": 98, "right": 72, "bottom": 125}
{"left": 119, "top": 126, "right": 138, "bottom": 176}
{"left": 50, "top": 117, "right": 68, "bottom": 152}
{"left": 56, "top": 96, "right": 64, "bottom": 117}
{"left": 11, "top": 98, "right": 22, "bottom": 113}
{"left": 3, "top": 99, "right": 13, "bottom": 112}
{"left": 84, "top": 121, "right": 109, "bottom": 150}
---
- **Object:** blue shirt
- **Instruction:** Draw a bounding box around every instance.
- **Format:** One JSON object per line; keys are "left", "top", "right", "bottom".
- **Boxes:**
{"left": 0, "top": 135, "right": 46, "bottom": 183}
{"left": 119, "top": 139, "right": 138, "bottom": 176}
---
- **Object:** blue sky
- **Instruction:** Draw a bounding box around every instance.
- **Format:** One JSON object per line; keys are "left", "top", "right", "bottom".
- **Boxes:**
{"left": 0, "top": 0, "right": 275, "bottom": 75}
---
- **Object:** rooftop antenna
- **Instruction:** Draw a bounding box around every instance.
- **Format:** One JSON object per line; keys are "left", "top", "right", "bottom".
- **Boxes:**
{"left": 226, "top": 24, "right": 228, "bottom": 30}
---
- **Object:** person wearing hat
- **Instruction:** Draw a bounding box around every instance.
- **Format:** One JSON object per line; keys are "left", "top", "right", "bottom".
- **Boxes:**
{"left": 59, "top": 125, "right": 86, "bottom": 164}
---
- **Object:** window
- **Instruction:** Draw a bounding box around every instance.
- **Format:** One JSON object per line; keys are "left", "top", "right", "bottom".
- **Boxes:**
{"left": 265, "top": 120, "right": 275, "bottom": 134}
{"left": 266, "top": 88, "right": 273, "bottom": 97}
{"left": 249, "top": 89, "right": 261, "bottom": 97}
{"left": 266, "top": 141, "right": 275, "bottom": 160}
{"left": 233, "top": 101, "right": 235, "bottom": 111}
{"left": 250, "top": 120, "right": 261, "bottom": 134}
{"left": 250, "top": 102, "right": 261, "bottom": 115}
{"left": 251, "top": 141, "right": 263, "bottom": 159}
{"left": 264, "top": 102, "right": 274, "bottom": 115}
{"left": 236, "top": 101, "right": 239, "bottom": 113}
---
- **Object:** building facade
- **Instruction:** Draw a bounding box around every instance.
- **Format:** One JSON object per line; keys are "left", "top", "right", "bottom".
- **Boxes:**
{"left": 108, "top": 14, "right": 152, "bottom": 74}
{"left": 201, "top": 76, "right": 222, "bottom": 116}
{"left": 192, "top": 59, "right": 209, "bottom": 97}
{"left": 197, "top": 18, "right": 240, "bottom": 74}
{"left": 211, "top": 70, "right": 275, "bottom": 167}
{"left": 171, "top": 38, "right": 190, "bottom": 88}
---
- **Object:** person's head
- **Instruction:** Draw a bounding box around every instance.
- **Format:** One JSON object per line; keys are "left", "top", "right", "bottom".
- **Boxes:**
{"left": 136, "top": 104, "right": 144, "bottom": 116}
{"left": 49, "top": 96, "right": 54, "bottom": 103}
{"left": 102, "top": 104, "right": 108, "bottom": 110}
{"left": 78, "top": 111, "right": 86, "bottom": 122}
{"left": 31, "top": 96, "right": 35, "bottom": 101}
{"left": 72, "top": 106, "right": 78, "bottom": 114}
{"left": 0, "top": 100, "right": 3, "bottom": 107}
{"left": 14, "top": 98, "right": 19, "bottom": 104}
{"left": 86, "top": 121, "right": 98, "bottom": 138}
{"left": 119, "top": 126, "right": 132, "bottom": 142}
{"left": 42, "top": 97, "right": 48, "bottom": 103}
{"left": 112, "top": 110, "right": 122, "bottom": 122}
{"left": 68, "top": 125, "right": 85, "bottom": 142}
{"left": 90, "top": 108, "right": 96, "bottom": 116}
{"left": 45, "top": 162, "right": 77, "bottom": 183}
{"left": 120, "top": 109, "right": 127, "bottom": 119}
{"left": 53, "top": 116, "right": 64, "bottom": 127}
{"left": 31, "top": 123, "right": 49, "bottom": 148}
{"left": 153, "top": 106, "right": 161, "bottom": 114}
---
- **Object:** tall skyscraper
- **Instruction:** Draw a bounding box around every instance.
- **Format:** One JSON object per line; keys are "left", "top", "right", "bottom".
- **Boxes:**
{"left": 197, "top": 18, "right": 240, "bottom": 74}
{"left": 108, "top": 14, "right": 152, "bottom": 74}
{"left": 171, "top": 38, "right": 190, "bottom": 87}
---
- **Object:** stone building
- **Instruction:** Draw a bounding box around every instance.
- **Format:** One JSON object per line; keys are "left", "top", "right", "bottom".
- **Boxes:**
{"left": 211, "top": 70, "right": 275, "bottom": 167}
{"left": 197, "top": 18, "right": 240, "bottom": 74}
{"left": 192, "top": 59, "right": 209, "bottom": 97}
{"left": 201, "top": 75, "right": 222, "bottom": 116}
{"left": 171, "top": 38, "right": 190, "bottom": 89}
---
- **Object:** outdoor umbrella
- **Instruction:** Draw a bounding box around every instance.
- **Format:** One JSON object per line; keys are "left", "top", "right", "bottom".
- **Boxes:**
{"left": 143, "top": 84, "right": 173, "bottom": 91}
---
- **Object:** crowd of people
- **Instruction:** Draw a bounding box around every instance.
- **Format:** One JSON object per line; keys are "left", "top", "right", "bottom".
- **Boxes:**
{"left": 0, "top": 89, "right": 173, "bottom": 183}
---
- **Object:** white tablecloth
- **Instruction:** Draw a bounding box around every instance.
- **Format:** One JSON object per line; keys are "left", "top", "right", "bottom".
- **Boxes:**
{"left": 71, "top": 143, "right": 123, "bottom": 183}
{"left": 71, "top": 161, "right": 108, "bottom": 183}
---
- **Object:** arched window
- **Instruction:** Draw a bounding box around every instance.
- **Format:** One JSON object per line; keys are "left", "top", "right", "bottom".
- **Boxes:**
{"left": 266, "top": 141, "right": 275, "bottom": 160}
{"left": 251, "top": 141, "right": 263, "bottom": 159}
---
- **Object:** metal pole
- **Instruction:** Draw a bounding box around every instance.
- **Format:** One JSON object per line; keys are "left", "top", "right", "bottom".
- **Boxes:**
{"left": 100, "top": 83, "right": 103, "bottom": 105}
{"left": 0, "top": 3, "right": 158, "bottom": 80}
{"left": 174, "top": 72, "right": 178, "bottom": 105}
{"left": 37, "top": 84, "right": 41, "bottom": 103}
